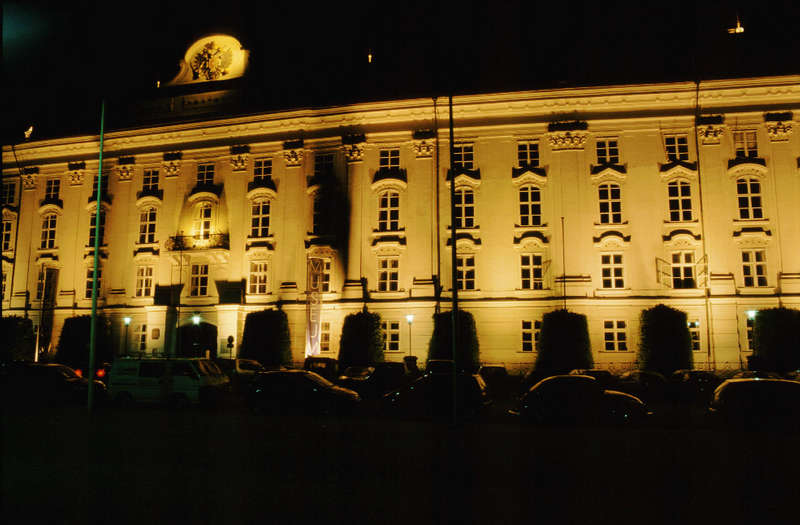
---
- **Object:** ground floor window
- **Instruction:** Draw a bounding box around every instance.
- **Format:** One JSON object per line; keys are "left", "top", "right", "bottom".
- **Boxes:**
{"left": 190, "top": 264, "right": 208, "bottom": 296}
{"left": 603, "top": 320, "right": 628, "bottom": 351}
{"left": 521, "top": 320, "right": 541, "bottom": 352}
{"left": 688, "top": 320, "right": 701, "bottom": 352}
{"left": 382, "top": 321, "right": 400, "bottom": 352}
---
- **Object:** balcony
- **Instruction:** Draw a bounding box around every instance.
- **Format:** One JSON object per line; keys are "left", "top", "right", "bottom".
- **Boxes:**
{"left": 136, "top": 187, "right": 164, "bottom": 200}
{"left": 166, "top": 233, "right": 229, "bottom": 251}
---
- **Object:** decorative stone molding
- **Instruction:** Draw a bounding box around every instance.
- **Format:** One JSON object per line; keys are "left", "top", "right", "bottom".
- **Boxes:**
{"left": 116, "top": 164, "right": 135, "bottom": 181}
{"left": 511, "top": 166, "right": 547, "bottom": 186}
{"left": 413, "top": 139, "right": 435, "bottom": 158}
{"left": 766, "top": 121, "right": 792, "bottom": 142}
{"left": 283, "top": 148, "right": 304, "bottom": 167}
{"left": 547, "top": 131, "right": 588, "bottom": 151}
{"left": 697, "top": 124, "right": 725, "bottom": 145}
{"left": 590, "top": 164, "right": 627, "bottom": 184}
{"left": 22, "top": 174, "right": 36, "bottom": 190}
{"left": 68, "top": 170, "right": 84, "bottom": 186}
{"left": 342, "top": 143, "right": 365, "bottom": 163}
{"left": 230, "top": 154, "right": 248, "bottom": 172}
{"left": 592, "top": 230, "right": 631, "bottom": 248}
{"left": 162, "top": 159, "right": 181, "bottom": 177}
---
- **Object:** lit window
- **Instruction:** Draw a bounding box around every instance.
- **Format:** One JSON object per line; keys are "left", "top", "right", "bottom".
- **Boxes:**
{"left": 88, "top": 210, "right": 106, "bottom": 246}
{"left": 382, "top": 321, "right": 401, "bottom": 352}
{"left": 736, "top": 178, "right": 763, "bottom": 220}
{"left": 598, "top": 183, "right": 622, "bottom": 224}
{"left": 520, "top": 254, "right": 544, "bottom": 290}
{"left": 671, "top": 251, "right": 695, "bottom": 289}
{"left": 248, "top": 261, "right": 269, "bottom": 295}
{"left": 378, "top": 257, "right": 399, "bottom": 292}
{"left": 138, "top": 207, "right": 157, "bottom": 244}
{"left": 664, "top": 135, "right": 689, "bottom": 161}
{"left": 250, "top": 199, "right": 271, "bottom": 238}
{"left": 601, "top": 254, "right": 624, "bottom": 289}
{"left": 193, "top": 203, "right": 212, "bottom": 240}
{"left": 454, "top": 188, "right": 475, "bottom": 229}
{"left": 85, "top": 266, "right": 102, "bottom": 299}
{"left": 688, "top": 321, "right": 701, "bottom": 352}
{"left": 746, "top": 316, "right": 755, "bottom": 351}
{"left": 40, "top": 213, "right": 57, "bottom": 249}
{"left": 603, "top": 320, "right": 628, "bottom": 351}
{"left": 517, "top": 141, "right": 539, "bottom": 167}
{"left": 190, "top": 264, "right": 209, "bottom": 296}
{"left": 1, "top": 181, "right": 17, "bottom": 206}
{"left": 667, "top": 181, "right": 693, "bottom": 222}
{"left": 379, "top": 149, "right": 400, "bottom": 169}
{"left": 45, "top": 179, "right": 61, "bottom": 200}
{"left": 378, "top": 191, "right": 400, "bottom": 232}
{"left": 320, "top": 322, "right": 331, "bottom": 353}
{"left": 135, "top": 266, "right": 154, "bottom": 297}
{"left": 734, "top": 130, "right": 758, "bottom": 158}
{"left": 254, "top": 158, "right": 272, "bottom": 181}
{"left": 519, "top": 185, "right": 542, "bottom": 227}
{"left": 2, "top": 220, "right": 12, "bottom": 252}
{"left": 315, "top": 153, "right": 335, "bottom": 177}
{"left": 197, "top": 163, "right": 215, "bottom": 185}
{"left": 452, "top": 143, "right": 474, "bottom": 169}
{"left": 2, "top": 269, "right": 7, "bottom": 299}
{"left": 521, "top": 320, "right": 541, "bottom": 352}
{"left": 142, "top": 169, "right": 159, "bottom": 192}
{"left": 596, "top": 138, "right": 620, "bottom": 164}
{"left": 741, "top": 250, "right": 767, "bottom": 287}
{"left": 456, "top": 255, "right": 475, "bottom": 291}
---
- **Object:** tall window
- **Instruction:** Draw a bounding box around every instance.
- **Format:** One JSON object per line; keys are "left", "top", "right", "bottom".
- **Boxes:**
{"left": 596, "top": 138, "right": 619, "bottom": 164}
{"left": 254, "top": 158, "right": 272, "bottom": 181}
{"left": 312, "top": 196, "right": 322, "bottom": 234}
{"left": 250, "top": 199, "right": 271, "bottom": 238}
{"left": 746, "top": 316, "right": 756, "bottom": 351}
{"left": 45, "top": 179, "right": 61, "bottom": 200}
{"left": 379, "top": 149, "right": 400, "bottom": 169}
{"left": 135, "top": 266, "right": 154, "bottom": 297}
{"left": 135, "top": 324, "right": 148, "bottom": 353}
{"left": 601, "top": 254, "right": 624, "bottom": 289}
{"left": 603, "top": 320, "right": 628, "bottom": 351}
{"left": 85, "top": 266, "right": 101, "bottom": 299}
{"left": 138, "top": 207, "right": 157, "bottom": 244}
{"left": 664, "top": 135, "right": 689, "bottom": 161}
{"left": 320, "top": 259, "right": 331, "bottom": 292}
{"left": 320, "top": 322, "right": 331, "bottom": 352}
{"left": 197, "top": 163, "right": 214, "bottom": 185}
{"left": 741, "top": 250, "right": 767, "bottom": 287}
{"left": 688, "top": 321, "right": 701, "bottom": 352}
{"left": 517, "top": 141, "right": 539, "bottom": 167}
{"left": 1, "top": 181, "right": 17, "bottom": 206}
{"left": 36, "top": 267, "right": 46, "bottom": 300}
{"left": 193, "top": 203, "right": 212, "bottom": 240}
{"left": 2, "top": 220, "right": 12, "bottom": 251}
{"left": 190, "top": 264, "right": 209, "bottom": 296}
{"left": 378, "top": 257, "right": 399, "bottom": 292}
{"left": 382, "top": 321, "right": 400, "bottom": 352}
{"left": 667, "top": 181, "right": 693, "bottom": 222}
{"left": 519, "top": 185, "right": 542, "bottom": 226}
{"left": 454, "top": 188, "right": 475, "bottom": 229}
{"left": 88, "top": 210, "right": 106, "bottom": 246}
{"left": 734, "top": 130, "right": 758, "bottom": 158}
{"left": 248, "top": 261, "right": 269, "bottom": 294}
{"left": 520, "top": 254, "right": 544, "bottom": 290}
{"left": 452, "top": 144, "right": 474, "bottom": 169}
{"left": 671, "top": 251, "right": 695, "bottom": 289}
{"left": 521, "top": 320, "right": 541, "bottom": 352}
{"left": 2, "top": 268, "right": 7, "bottom": 299}
{"left": 142, "top": 169, "right": 159, "bottom": 191}
{"left": 456, "top": 255, "right": 475, "bottom": 290}
{"left": 40, "top": 213, "right": 57, "bottom": 249}
{"left": 378, "top": 191, "right": 400, "bottom": 231}
{"left": 315, "top": 152, "right": 334, "bottom": 177}
{"left": 736, "top": 178, "right": 763, "bottom": 219}
{"left": 598, "top": 183, "right": 622, "bottom": 224}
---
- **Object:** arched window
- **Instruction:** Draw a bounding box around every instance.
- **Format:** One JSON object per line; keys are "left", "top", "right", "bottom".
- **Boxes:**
{"left": 250, "top": 199, "right": 271, "bottom": 238}
{"left": 454, "top": 188, "right": 475, "bottom": 229}
{"left": 377, "top": 191, "right": 400, "bottom": 232}
{"left": 598, "top": 183, "right": 622, "bottom": 224}
{"left": 138, "top": 207, "right": 157, "bottom": 244}
{"left": 193, "top": 203, "right": 212, "bottom": 240}
{"left": 518, "top": 185, "right": 542, "bottom": 226}
{"left": 736, "top": 177, "right": 763, "bottom": 219}
{"left": 40, "top": 213, "right": 57, "bottom": 249}
{"left": 667, "top": 181, "right": 692, "bottom": 222}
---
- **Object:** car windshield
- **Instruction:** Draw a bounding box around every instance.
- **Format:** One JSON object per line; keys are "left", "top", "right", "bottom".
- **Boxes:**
{"left": 305, "top": 371, "right": 334, "bottom": 388}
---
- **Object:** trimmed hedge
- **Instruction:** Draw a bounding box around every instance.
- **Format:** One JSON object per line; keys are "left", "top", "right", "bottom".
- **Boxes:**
{"left": 0, "top": 316, "right": 36, "bottom": 362}
{"left": 534, "top": 309, "right": 592, "bottom": 373}
{"left": 427, "top": 310, "right": 480, "bottom": 373}
{"left": 638, "top": 304, "right": 692, "bottom": 375}
{"left": 339, "top": 310, "right": 384, "bottom": 370}
{"left": 55, "top": 315, "right": 113, "bottom": 370}
{"left": 239, "top": 309, "right": 292, "bottom": 367}
{"left": 753, "top": 307, "right": 800, "bottom": 373}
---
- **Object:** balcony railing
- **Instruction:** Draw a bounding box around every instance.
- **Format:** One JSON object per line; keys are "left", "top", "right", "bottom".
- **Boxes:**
{"left": 166, "top": 233, "right": 229, "bottom": 251}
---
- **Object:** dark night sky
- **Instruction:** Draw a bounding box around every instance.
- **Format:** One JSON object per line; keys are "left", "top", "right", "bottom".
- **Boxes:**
{"left": 3, "top": 0, "right": 799, "bottom": 142}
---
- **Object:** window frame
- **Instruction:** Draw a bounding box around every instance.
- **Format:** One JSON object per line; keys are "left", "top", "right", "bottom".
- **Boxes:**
{"left": 453, "top": 187, "right": 475, "bottom": 229}
{"left": 379, "top": 149, "right": 400, "bottom": 169}
{"left": 45, "top": 179, "right": 61, "bottom": 200}
{"left": 381, "top": 321, "right": 401, "bottom": 353}
{"left": 193, "top": 203, "right": 213, "bottom": 240}
{"left": 518, "top": 185, "right": 542, "bottom": 227}
{"left": 667, "top": 180, "right": 693, "bottom": 222}
{"left": 248, "top": 260, "right": 269, "bottom": 295}
{"left": 1, "top": 220, "right": 12, "bottom": 252}
{"left": 521, "top": 320, "right": 541, "bottom": 353}
{"left": 377, "top": 257, "right": 400, "bottom": 292}
{"left": 452, "top": 143, "right": 474, "bottom": 170}
{"left": 40, "top": 213, "right": 58, "bottom": 249}
{"left": 190, "top": 264, "right": 209, "bottom": 296}
{"left": 197, "top": 163, "right": 215, "bottom": 185}
{"left": 517, "top": 141, "right": 539, "bottom": 168}
{"left": 85, "top": 265, "right": 102, "bottom": 299}
{"left": 671, "top": 250, "right": 696, "bottom": 289}
{"left": 253, "top": 158, "right": 272, "bottom": 181}
{"left": 596, "top": 138, "right": 620, "bottom": 164}
{"left": 456, "top": 254, "right": 476, "bottom": 291}
{"left": 741, "top": 249, "right": 767, "bottom": 287}
{"left": 598, "top": 183, "right": 622, "bottom": 224}
{"left": 664, "top": 135, "right": 689, "bottom": 162}
{"left": 520, "top": 253, "right": 544, "bottom": 290}
{"left": 135, "top": 265, "right": 154, "bottom": 298}
{"left": 734, "top": 130, "right": 758, "bottom": 159}
{"left": 377, "top": 190, "right": 400, "bottom": 232}
{"left": 736, "top": 177, "right": 764, "bottom": 220}
{"left": 138, "top": 207, "right": 157, "bottom": 244}
{"left": 250, "top": 198, "right": 271, "bottom": 238}
{"left": 88, "top": 209, "right": 106, "bottom": 247}
{"left": 142, "top": 169, "right": 159, "bottom": 192}
{"left": 603, "top": 320, "right": 628, "bottom": 352}
{"left": 600, "top": 253, "right": 625, "bottom": 289}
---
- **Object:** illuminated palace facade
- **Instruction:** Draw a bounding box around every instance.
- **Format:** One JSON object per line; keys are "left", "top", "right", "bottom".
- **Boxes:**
{"left": 2, "top": 52, "right": 800, "bottom": 371}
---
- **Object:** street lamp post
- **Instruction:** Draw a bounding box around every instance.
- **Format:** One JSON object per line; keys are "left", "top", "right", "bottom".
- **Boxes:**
{"left": 123, "top": 316, "right": 131, "bottom": 356}
{"left": 406, "top": 314, "right": 414, "bottom": 356}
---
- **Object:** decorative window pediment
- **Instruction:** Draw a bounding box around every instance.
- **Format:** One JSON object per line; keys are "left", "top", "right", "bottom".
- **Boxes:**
{"left": 732, "top": 227, "right": 772, "bottom": 247}
{"left": 371, "top": 168, "right": 407, "bottom": 191}
{"left": 662, "top": 230, "right": 701, "bottom": 248}
{"left": 590, "top": 164, "right": 627, "bottom": 184}
{"left": 38, "top": 203, "right": 63, "bottom": 216}
{"left": 511, "top": 166, "right": 547, "bottom": 186}
{"left": 246, "top": 181, "right": 277, "bottom": 201}
{"left": 764, "top": 112, "right": 793, "bottom": 142}
{"left": 727, "top": 157, "right": 767, "bottom": 176}
{"left": 187, "top": 187, "right": 221, "bottom": 205}
{"left": 446, "top": 232, "right": 482, "bottom": 250}
{"left": 136, "top": 193, "right": 163, "bottom": 209}
{"left": 593, "top": 230, "right": 630, "bottom": 249}
{"left": 370, "top": 234, "right": 407, "bottom": 251}
{"left": 659, "top": 161, "right": 698, "bottom": 182}
{"left": 513, "top": 232, "right": 549, "bottom": 250}
{"left": 446, "top": 168, "right": 481, "bottom": 189}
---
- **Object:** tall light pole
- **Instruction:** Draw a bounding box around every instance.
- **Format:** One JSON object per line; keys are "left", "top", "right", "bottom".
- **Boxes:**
{"left": 406, "top": 314, "right": 414, "bottom": 356}
{"left": 123, "top": 316, "right": 131, "bottom": 356}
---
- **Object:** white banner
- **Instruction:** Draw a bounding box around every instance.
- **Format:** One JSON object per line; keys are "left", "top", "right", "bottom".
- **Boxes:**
{"left": 305, "top": 257, "right": 324, "bottom": 357}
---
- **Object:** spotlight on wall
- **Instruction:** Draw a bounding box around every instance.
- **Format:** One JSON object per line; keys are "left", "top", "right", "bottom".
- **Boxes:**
{"left": 192, "top": 315, "right": 201, "bottom": 325}
{"left": 746, "top": 310, "right": 757, "bottom": 320}
{"left": 123, "top": 316, "right": 132, "bottom": 326}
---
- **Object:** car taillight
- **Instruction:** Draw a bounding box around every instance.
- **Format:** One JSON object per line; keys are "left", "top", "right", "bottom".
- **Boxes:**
{"left": 96, "top": 369, "right": 106, "bottom": 378}
{"left": 75, "top": 369, "right": 83, "bottom": 377}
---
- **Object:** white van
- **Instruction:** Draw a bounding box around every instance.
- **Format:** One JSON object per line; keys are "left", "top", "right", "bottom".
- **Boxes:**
{"left": 108, "top": 358, "right": 230, "bottom": 407}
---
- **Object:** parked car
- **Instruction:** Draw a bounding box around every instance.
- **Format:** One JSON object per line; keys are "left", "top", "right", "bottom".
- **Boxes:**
{"left": 248, "top": 369, "right": 360, "bottom": 416}
{"left": 214, "top": 358, "right": 267, "bottom": 393}
{"left": 669, "top": 369, "right": 721, "bottom": 404}
{"left": 731, "top": 370, "right": 782, "bottom": 379}
{"left": 569, "top": 369, "right": 619, "bottom": 390}
{"left": 617, "top": 370, "right": 668, "bottom": 404}
{"left": 1, "top": 362, "right": 107, "bottom": 407}
{"left": 337, "top": 362, "right": 408, "bottom": 400}
{"left": 303, "top": 357, "right": 338, "bottom": 381}
{"left": 108, "top": 358, "right": 229, "bottom": 407}
{"left": 512, "top": 375, "right": 650, "bottom": 426}
{"left": 478, "top": 364, "right": 515, "bottom": 401}
{"left": 709, "top": 378, "right": 800, "bottom": 431}
{"left": 381, "top": 370, "right": 492, "bottom": 420}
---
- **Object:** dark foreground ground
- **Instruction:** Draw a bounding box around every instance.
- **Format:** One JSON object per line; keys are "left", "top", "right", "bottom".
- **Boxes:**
{"left": 4, "top": 405, "right": 800, "bottom": 525}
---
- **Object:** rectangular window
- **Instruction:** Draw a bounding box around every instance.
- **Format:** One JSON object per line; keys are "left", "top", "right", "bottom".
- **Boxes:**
{"left": 734, "top": 130, "right": 758, "bottom": 158}
{"left": 2, "top": 269, "right": 7, "bottom": 299}
{"left": 596, "top": 138, "right": 620, "bottom": 164}
{"left": 521, "top": 320, "right": 541, "bottom": 352}
{"left": 454, "top": 188, "right": 475, "bottom": 229}
{"left": 315, "top": 153, "right": 335, "bottom": 177}
{"left": 320, "top": 322, "right": 331, "bottom": 353}
{"left": 603, "top": 320, "right": 628, "bottom": 351}
{"left": 135, "top": 266, "right": 154, "bottom": 297}
{"left": 45, "top": 179, "right": 61, "bottom": 200}
{"left": 382, "top": 321, "right": 401, "bottom": 352}
{"left": 667, "top": 181, "right": 693, "bottom": 222}
{"left": 378, "top": 257, "right": 399, "bottom": 292}
{"left": 85, "top": 266, "right": 101, "bottom": 299}
{"left": 456, "top": 255, "right": 476, "bottom": 290}
{"left": 601, "top": 254, "right": 624, "bottom": 289}
{"left": 40, "top": 214, "right": 57, "bottom": 249}
{"left": 250, "top": 199, "right": 271, "bottom": 238}
{"left": 190, "top": 264, "right": 209, "bottom": 296}
{"left": 520, "top": 254, "right": 544, "bottom": 290}
{"left": 142, "top": 169, "right": 159, "bottom": 191}
{"left": 379, "top": 149, "right": 400, "bottom": 169}
{"left": 517, "top": 141, "right": 539, "bottom": 167}
{"left": 136, "top": 324, "right": 148, "bottom": 353}
{"left": 378, "top": 191, "right": 400, "bottom": 231}
{"left": 688, "top": 320, "right": 701, "bottom": 352}
{"left": 2, "top": 220, "right": 12, "bottom": 252}
{"left": 197, "top": 163, "right": 215, "bottom": 185}
{"left": 254, "top": 158, "right": 272, "bottom": 181}
{"left": 664, "top": 135, "right": 689, "bottom": 161}
{"left": 741, "top": 250, "right": 767, "bottom": 287}
{"left": 36, "top": 268, "right": 45, "bottom": 300}
{"left": 320, "top": 259, "right": 331, "bottom": 292}
{"left": 736, "top": 178, "right": 763, "bottom": 219}
{"left": 746, "top": 316, "right": 755, "bottom": 351}
{"left": 138, "top": 207, "right": 157, "bottom": 244}
{"left": 1, "top": 181, "right": 17, "bottom": 206}
{"left": 452, "top": 143, "right": 474, "bottom": 169}
{"left": 518, "top": 185, "right": 542, "bottom": 226}
{"left": 88, "top": 210, "right": 105, "bottom": 246}
{"left": 598, "top": 183, "right": 622, "bottom": 224}
{"left": 671, "top": 251, "right": 695, "bottom": 289}
{"left": 248, "top": 261, "right": 269, "bottom": 295}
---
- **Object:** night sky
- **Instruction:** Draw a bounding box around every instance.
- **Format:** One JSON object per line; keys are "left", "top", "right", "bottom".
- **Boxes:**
{"left": 3, "top": 0, "right": 799, "bottom": 142}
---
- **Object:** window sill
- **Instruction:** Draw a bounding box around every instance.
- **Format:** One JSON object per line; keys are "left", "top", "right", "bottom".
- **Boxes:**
{"left": 597, "top": 350, "right": 635, "bottom": 354}
{"left": 593, "top": 222, "right": 629, "bottom": 229}
{"left": 370, "top": 290, "right": 407, "bottom": 299}
{"left": 245, "top": 293, "right": 279, "bottom": 303}
{"left": 594, "top": 288, "right": 631, "bottom": 297}
{"left": 737, "top": 286, "right": 777, "bottom": 295}
{"left": 732, "top": 218, "right": 770, "bottom": 226}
